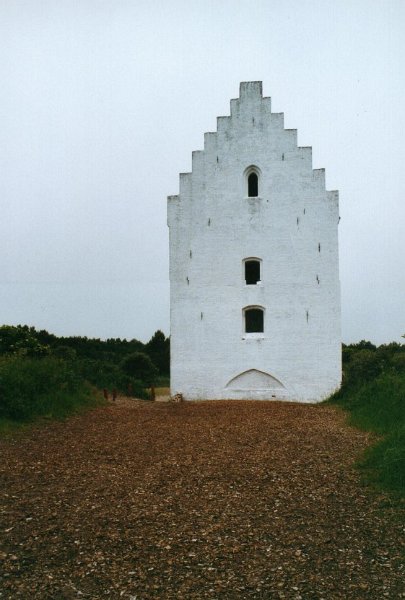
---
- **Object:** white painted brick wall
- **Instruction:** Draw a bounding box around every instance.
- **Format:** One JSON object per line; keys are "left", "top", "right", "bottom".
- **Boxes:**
{"left": 168, "top": 81, "right": 341, "bottom": 402}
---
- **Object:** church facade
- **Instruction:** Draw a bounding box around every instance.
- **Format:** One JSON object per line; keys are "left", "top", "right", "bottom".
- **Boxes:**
{"left": 168, "top": 82, "right": 341, "bottom": 402}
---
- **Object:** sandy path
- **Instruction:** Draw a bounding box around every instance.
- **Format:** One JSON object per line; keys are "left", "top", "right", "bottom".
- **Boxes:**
{"left": 0, "top": 399, "right": 403, "bottom": 599}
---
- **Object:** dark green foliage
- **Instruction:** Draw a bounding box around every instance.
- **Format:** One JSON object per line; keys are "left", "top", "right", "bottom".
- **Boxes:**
{"left": 121, "top": 352, "right": 158, "bottom": 385}
{"left": 0, "top": 325, "right": 50, "bottom": 357}
{"left": 77, "top": 358, "right": 148, "bottom": 399}
{"left": 0, "top": 356, "right": 99, "bottom": 421}
{"left": 333, "top": 373, "right": 405, "bottom": 435}
{"left": 391, "top": 353, "right": 405, "bottom": 373}
{"left": 361, "top": 428, "right": 405, "bottom": 493}
{"left": 0, "top": 324, "right": 169, "bottom": 386}
{"left": 0, "top": 325, "right": 167, "bottom": 424}
{"left": 0, "top": 324, "right": 169, "bottom": 375}
{"left": 330, "top": 340, "right": 405, "bottom": 496}
{"left": 343, "top": 349, "right": 381, "bottom": 385}
{"left": 52, "top": 346, "right": 77, "bottom": 360}
{"left": 145, "top": 330, "right": 170, "bottom": 375}
{"left": 340, "top": 340, "right": 405, "bottom": 392}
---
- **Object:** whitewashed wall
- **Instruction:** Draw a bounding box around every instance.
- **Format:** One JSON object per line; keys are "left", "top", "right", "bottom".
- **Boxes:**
{"left": 168, "top": 82, "right": 341, "bottom": 402}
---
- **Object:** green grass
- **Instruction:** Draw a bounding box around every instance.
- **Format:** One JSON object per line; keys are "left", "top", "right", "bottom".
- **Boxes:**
{"left": 0, "top": 388, "right": 105, "bottom": 437}
{"left": 0, "top": 417, "right": 32, "bottom": 437}
{"left": 360, "top": 428, "right": 405, "bottom": 494}
{"left": 329, "top": 373, "right": 405, "bottom": 496}
{"left": 0, "top": 355, "right": 105, "bottom": 426}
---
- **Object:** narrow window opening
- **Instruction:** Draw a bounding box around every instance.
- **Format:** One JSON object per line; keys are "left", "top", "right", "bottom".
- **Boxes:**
{"left": 245, "top": 308, "right": 264, "bottom": 333}
{"left": 248, "top": 173, "right": 258, "bottom": 197}
{"left": 245, "top": 260, "right": 260, "bottom": 285}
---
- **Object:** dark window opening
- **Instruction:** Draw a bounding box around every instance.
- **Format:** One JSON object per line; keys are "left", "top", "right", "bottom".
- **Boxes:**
{"left": 248, "top": 173, "right": 258, "bottom": 197}
{"left": 245, "top": 260, "right": 260, "bottom": 285}
{"left": 245, "top": 308, "right": 264, "bottom": 333}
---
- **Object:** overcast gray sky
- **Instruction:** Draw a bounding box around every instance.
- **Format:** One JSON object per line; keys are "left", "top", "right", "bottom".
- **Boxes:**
{"left": 1, "top": 0, "right": 404, "bottom": 344}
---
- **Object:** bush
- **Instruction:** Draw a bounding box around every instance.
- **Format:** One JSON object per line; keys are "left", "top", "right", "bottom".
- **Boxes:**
{"left": 334, "top": 373, "right": 405, "bottom": 434}
{"left": 0, "top": 356, "right": 98, "bottom": 421}
{"left": 342, "top": 349, "right": 381, "bottom": 389}
{"left": 0, "top": 325, "right": 50, "bottom": 357}
{"left": 121, "top": 352, "right": 158, "bottom": 385}
{"left": 330, "top": 372, "right": 405, "bottom": 496}
{"left": 144, "top": 330, "right": 170, "bottom": 375}
{"left": 52, "top": 346, "right": 77, "bottom": 360}
{"left": 390, "top": 353, "right": 405, "bottom": 374}
{"left": 77, "top": 358, "right": 148, "bottom": 399}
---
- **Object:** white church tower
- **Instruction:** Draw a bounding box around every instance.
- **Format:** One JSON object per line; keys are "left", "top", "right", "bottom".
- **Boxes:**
{"left": 168, "top": 82, "right": 341, "bottom": 402}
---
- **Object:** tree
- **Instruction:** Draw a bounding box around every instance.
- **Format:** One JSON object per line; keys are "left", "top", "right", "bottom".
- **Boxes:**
{"left": 145, "top": 330, "right": 170, "bottom": 375}
{"left": 0, "top": 325, "right": 50, "bottom": 357}
{"left": 120, "top": 352, "right": 158, "bottom": 385}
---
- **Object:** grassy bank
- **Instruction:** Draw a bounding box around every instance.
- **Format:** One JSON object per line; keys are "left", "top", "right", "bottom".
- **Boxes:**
{"left": 329, "top": 373, "right": 405, "bottom": 497}
{"left": 0, "top": 356, "right": 104, "bottom": 430}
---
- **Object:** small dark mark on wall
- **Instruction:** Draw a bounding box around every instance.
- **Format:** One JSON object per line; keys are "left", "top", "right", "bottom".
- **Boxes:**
{"left": 303, "top": 208, "right": 306, "bottom": 214}
{"left": 282, "top": 153, "right": 284, "bottom": 161}
{"left": 297, "top": 217, "right": 299, "bottom": 226}
{"left": 316, "top": 275, "right": 320, "bottom": 284}
{"left": 306, "top": 310, "right": 309, "bottom": 323}
{"left": 186, "top": 277, "right": 189, "bottom": 285}
{"left": 318, "top": 243, "right": 321, "bottom": 252}
{"left": 208, "top": 218, "right": 211, "bottom": 226}
{"left": 200, "top": 312, "right": 203, "bottom": 320}
{"left": 216, "top": 156, "right": 219, "bottom": 163}
{"left": 190, "top": 250, "right": 192, "bottom": 258}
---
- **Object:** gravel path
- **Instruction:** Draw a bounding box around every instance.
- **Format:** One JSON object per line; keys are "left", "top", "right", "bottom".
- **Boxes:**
{"left": 0, "top": 399, "right": 404, "bottom": 599}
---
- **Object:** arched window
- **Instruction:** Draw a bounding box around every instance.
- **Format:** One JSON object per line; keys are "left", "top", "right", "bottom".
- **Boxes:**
{"left": 244, "top": 258, "right": 261, "bottom": 285}
{"left": 244, "top": 306, "right": 264, "bottom": 333}
{"left": 244, "top": 165, "right": 261, "bottom": 197}
{"left": 248, "top": 172, "right": 258, "bottom": 197}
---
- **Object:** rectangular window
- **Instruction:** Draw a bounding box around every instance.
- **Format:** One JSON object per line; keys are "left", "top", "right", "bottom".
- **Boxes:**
{"left": 245, "top": 260, "right": 261, "bottom": 285}
{"left": 245, "top": 308, "right": 264, "bottom": 333}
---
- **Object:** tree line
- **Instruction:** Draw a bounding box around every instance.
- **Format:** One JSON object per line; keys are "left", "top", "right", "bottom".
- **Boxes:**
{"left": 0, "top": 325, "right": 170, "bottom": 421}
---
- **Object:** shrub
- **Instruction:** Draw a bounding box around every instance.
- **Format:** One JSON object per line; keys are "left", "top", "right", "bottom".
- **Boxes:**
{"left": 335, "top": 373, "right": 405, "bottom": 434}
{"left": 390, "top": 353, "right": 405, "bottom": 374}
{"left": 0, "top": 325, "right": 50, "bottom": 357}
{"left": 343, "top": 349, "right": 381, "bottom": 388}
{"left": 120, "top": 352, "right": 158, "bottom": 385}
{"left": 52, "top": 346, "right": 77, "bottom": 361}
{"left": 77, "top": 359, "right": 148, "bottom": 399}
{"left": 144, "top": 330, "right": 170, "bottom": 375}
{"left": 0, "top": 356, "right": 97, "bottom": 421}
